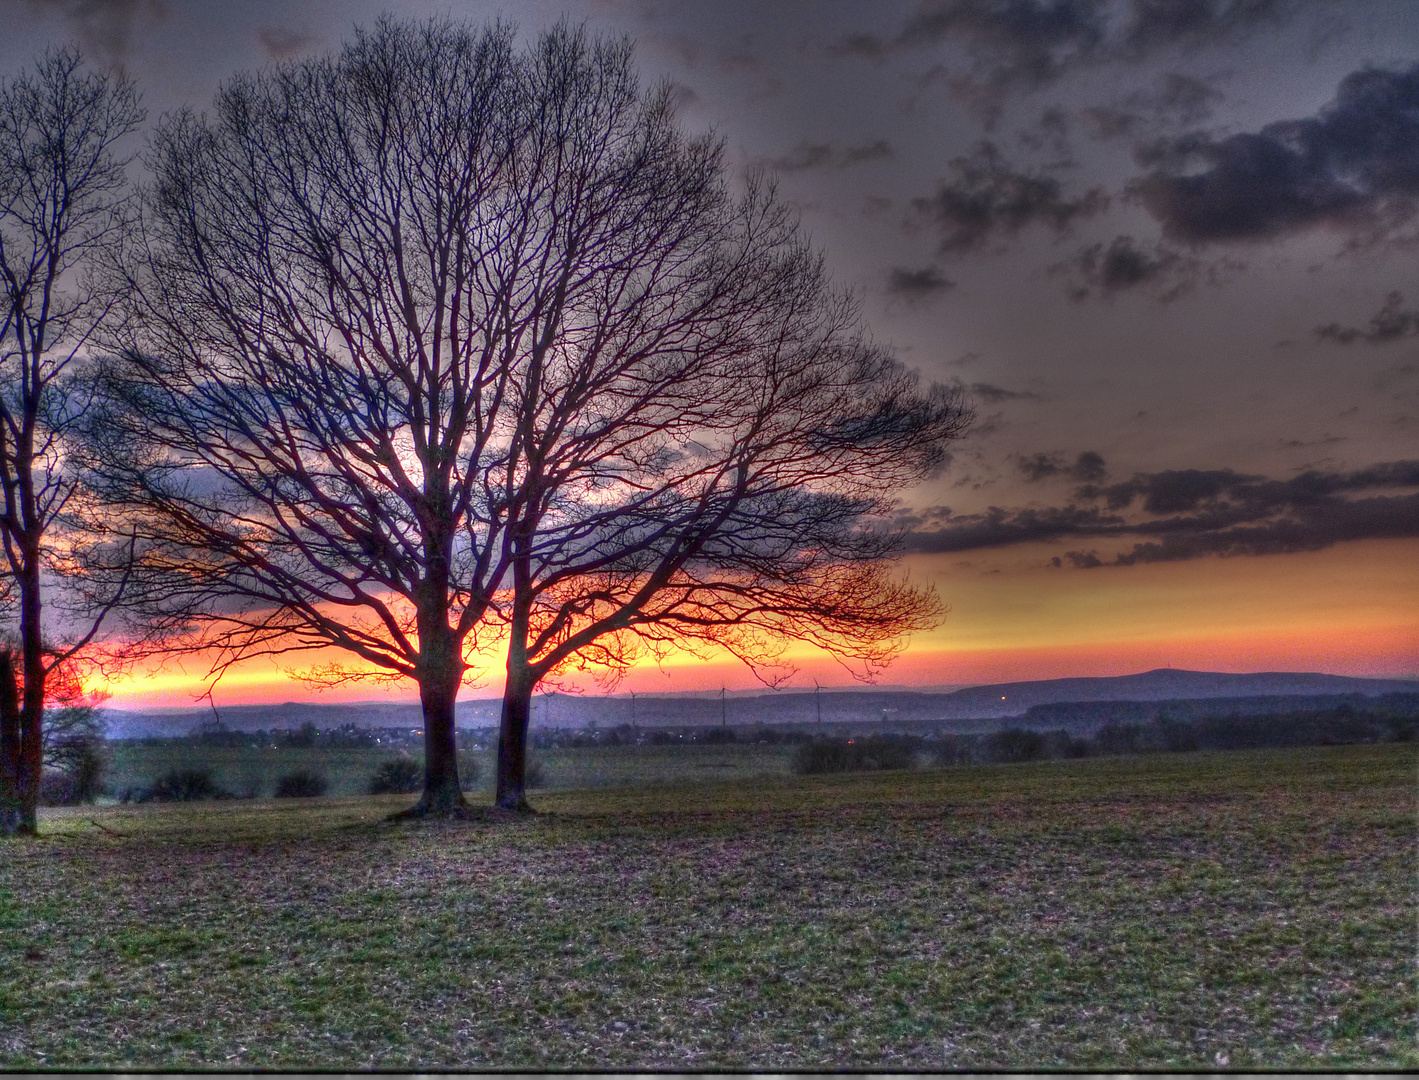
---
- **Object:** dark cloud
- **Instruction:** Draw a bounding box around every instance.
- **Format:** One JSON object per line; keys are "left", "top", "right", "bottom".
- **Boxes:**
{"left": 903, "top": 503, "right": 1128, "bottom": 553}
{"left": 666, "top": 82, "right": 700, "bottom": 111}
{"left": 1120, "top": 0, "right": 1290, "bottom": 55}
{"left": 769, "top": 139, "right": 894, "bottom": 172}
{"left": 833, "top": 0, "right": 1290, "bottom": 106}
{"left": 896, "top": 0, "right": 1108, "bottom": 88}
{"left": 1053, "top": 234, "right": 1200, "bottom": 300}
{"left": 911, "top": 141, "right": 1107, "bottom": 253}
{"left": 1013, "top": 449, "right": 1108, "bottom": 481}
{"left": 1133, "top": 64, "right": 1419, "bottom": 244}
{"left": 257, "top": 26, "right": 319, "bottom": 60}
{"left": 1083, "top": 71, "right": 1225, "bottom": 140}
{"left": 1316, "top": 291, "right": 1419, "bottom": 345}
{"left": 967, "top": 381, "right": 1040, "bottom": 403}
{"left": 23, "top": 0, "right": 163, "bottom": 67}
{"left": 1085, "top": 467, "right": 1261, "bottom": 512}
{"left": 887, "top": 264, "right": 956, "bottom": 302}
{"left": 903, "top": 459, "right": 1419, "bottom": 561}
{"left": 1015, "top": 106, "right": 1072, "bottom": 156}
{"left": 829, "top": 32, "right": 889, "bottom": 61}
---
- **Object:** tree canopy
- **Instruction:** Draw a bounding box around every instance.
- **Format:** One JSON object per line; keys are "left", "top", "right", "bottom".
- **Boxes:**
{"left": 83, "top": 18, "right": 968, "bottom": 816}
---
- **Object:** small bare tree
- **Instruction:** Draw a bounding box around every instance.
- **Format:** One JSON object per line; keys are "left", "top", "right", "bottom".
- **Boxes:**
{"left": 0, "top": 48, "right": 142, "bottom": 835}
{"left": 485, "top": 180, "right": 969, "bottom": 809}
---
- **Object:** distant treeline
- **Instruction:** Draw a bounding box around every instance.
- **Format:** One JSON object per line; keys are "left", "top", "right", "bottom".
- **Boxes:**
{"left": 796, "top": 702, "right": 1416, "bottom": 774}
{"left": 183, "top": 721, "right": 440, "bottom": 750}
{"left": 1018, "top": 692, "right": 1419, "bottom": 731}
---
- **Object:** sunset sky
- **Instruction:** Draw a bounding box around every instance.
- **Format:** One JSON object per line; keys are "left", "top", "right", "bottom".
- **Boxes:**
{"left": 5, "top": 0, "right": 1417, "bottom": 707}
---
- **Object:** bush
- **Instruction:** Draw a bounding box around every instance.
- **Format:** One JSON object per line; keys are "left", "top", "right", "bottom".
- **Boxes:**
{"left": 140, "top": 767, "right": 230, "bottom": 802}
{"left": 793, "top": 735, "right": 922, "bottom": 774}
{"left": 458, "top": 751, "right": 481, "bottom": 789}
{"left": 930, "top": 734, "right": 974, "bottom": 767}
{"left": 988, "top": 728, "right": 1046, "bottom": 764}
{"left": 525, "top": 757, "right": 547, "bottom": 789}
{"left": 794, "top": 738, "right": 855, "bottom": 774}
{"left": 1093, "top": 722, "right": 1143, "bottom": 756}
{"left": 37, "top": 735, "right": 107, "bottom": 805}
{"left": 1043, "top": 728, "right": 1091, "bottom": 759}
{"left": 1148, "top": 715, "right": 1200, "bottom": 752}
{"left": 274, "top": 769, "right": 328, "bottom": 798}
{"left": 855, "top": 734, "right": 921, "bottom": 770}
{"left": 38, "top": 770, "right": 78, "bottom": 806}
{"left": 369, "top": 757, "right": 422, "bottom": 795}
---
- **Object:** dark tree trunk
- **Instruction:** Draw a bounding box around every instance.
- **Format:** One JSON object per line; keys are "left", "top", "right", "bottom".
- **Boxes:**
{"left": 0, "top": 549, "right": 44, "bottom": 837}
{"left": 403, "top": 675, "right": 468, "bottom": 816}
{"left": 16, "top": 551, "right": 44, "bottom": 835}
{"left": 0, "top": 651, "right": 24, "bottom": 836}
{"left": 495, "top": 662, "right": 534, "bottom": 812}
{"left": 388, "top": 674, "right": 469, "bottom": 820}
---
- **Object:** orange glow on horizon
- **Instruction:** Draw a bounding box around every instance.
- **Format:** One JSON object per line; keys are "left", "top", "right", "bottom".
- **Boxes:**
{"left": 96, "top": 537, "right": 1419, "bottom": 708}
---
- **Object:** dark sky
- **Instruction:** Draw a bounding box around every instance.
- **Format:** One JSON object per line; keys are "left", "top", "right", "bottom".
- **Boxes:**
{"left": 5, "top": 0, "right": 1416, "bottom": 698}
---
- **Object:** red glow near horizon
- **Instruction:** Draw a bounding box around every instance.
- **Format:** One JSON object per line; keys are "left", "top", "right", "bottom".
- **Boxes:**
{"left": 98, "top": 620, "right": 1418, "bottom": 708}
{"left": 94, "top": 540, "right": 1419, "bottom": 708}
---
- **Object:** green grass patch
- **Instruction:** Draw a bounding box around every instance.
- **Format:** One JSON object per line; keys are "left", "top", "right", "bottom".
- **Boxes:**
{"left": 0, "top": 743, "right": 1413, "bottom": 1070}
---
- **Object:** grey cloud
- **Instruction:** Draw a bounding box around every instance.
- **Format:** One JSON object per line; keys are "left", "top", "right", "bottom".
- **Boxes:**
{"left": 770, "top": 139, "right": 894, "bottom": 172}
{"left": 830, "top": 33, "right": 888, "bottom": 61}
{"left": 1109, "top": 493, "right": 1419, "bottom": 562}
{"left": 24, "top": 0, "right": 163, "bottom": 67}
{"left": 1013, "top": 449, "right": 1107, "bottom": 481}
{"left": 1316, "top": 291, "right": 1419, "bottom": 344}
{"left": 833, "top": 0, "right": 1291, "bottom": 103}
{"left": 258, "top": 26, "right": 320, "bottom": 60}
{"left": 1054, "top": 234, "right": 1199, "bottom": 300}
{"left": 896, "top": 0, "right": 1108, "bottom": 88}
{"left": 887, "top": 265, "right": 956, "bottom": 302}
{"left": 904, "top": 503, "right": 1128, "bottom": 553}
{"left": 911, "top": 141, "right": 1107, "bottom": 253}
{"left": 968, "top": 381, "right": 1040, "bottom": 403}
{"left": 1119, "top": 0, "right": 1290, "bottom": 55}
{"left": 666, "top": 82, "right": 700, "bottom": 110}
{"left": 1133, "top": 64, "right": 1419, "bottom": 244}
{"left": 903, "top": 459, "right": 1419, "bottom": 561}
{"left": 1083, "top": 71, "right": 1225, "bottom": 140}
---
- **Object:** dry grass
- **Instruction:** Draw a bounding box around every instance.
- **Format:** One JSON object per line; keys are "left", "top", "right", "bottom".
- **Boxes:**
{"left": 0, "top": 744, "right": 1413, "bottom": 1069}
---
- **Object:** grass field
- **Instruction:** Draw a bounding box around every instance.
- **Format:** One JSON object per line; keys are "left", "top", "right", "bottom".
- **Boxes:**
{"left": 103, "top": 740, "right": 796, "bottom": 798}
{"left": 1, "top": 744, "right": 1414, "bottom": 1069}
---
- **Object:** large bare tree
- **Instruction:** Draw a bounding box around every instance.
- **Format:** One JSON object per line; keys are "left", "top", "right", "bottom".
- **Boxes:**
{"left": 0, "top": 48, "right": 142, "bottom": 835}
{"left": 88, "top": 18, "right": 966, "bottom": 817}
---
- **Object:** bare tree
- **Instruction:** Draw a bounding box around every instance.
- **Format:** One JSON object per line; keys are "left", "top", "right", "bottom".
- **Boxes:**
{"left": 0, "top": 48, "right": 143, "bottom": 835}
{"left": 484, "top": 178, "right": 969, "bottom": 808}
{"left": 86, "top": 19, "right": 967, "bottom": 818}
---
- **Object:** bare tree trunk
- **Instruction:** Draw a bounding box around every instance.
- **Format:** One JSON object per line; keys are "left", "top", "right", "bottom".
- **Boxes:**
{"left": 495, "top": 662, "right": 534, "bottom": 813}
{"left": 408, "top": 674, "right": 466, "bottom": 816}
{"left": 15, "top": 550, "right": 45, "bottom": 834}
{"left": 0, "top": 651, "right": 23, "bottom": 836}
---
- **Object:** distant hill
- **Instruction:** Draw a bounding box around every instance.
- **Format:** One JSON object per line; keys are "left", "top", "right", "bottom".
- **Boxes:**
{"left": 933, "top": 668, "right": 1419, "bottom": 718}
{"left": 100, "top": 667, "right": 1419, "bottom": 738}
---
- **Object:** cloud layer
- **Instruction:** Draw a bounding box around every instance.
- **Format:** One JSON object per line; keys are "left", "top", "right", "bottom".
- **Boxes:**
{"left": 911, "top": 141, "right": 1107, "bottom": 252}
{"left": 836, "top": 0, "right": 1291, "bottom": 100}
{"left": 901, "top": 459, "right": 1419, "bottom": 564}
{"left": 1134, "top": 64, "right": 1419, "bottom": 244}
{"left": 1315, "top": 291, "right": 1419, "bottom": 344}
